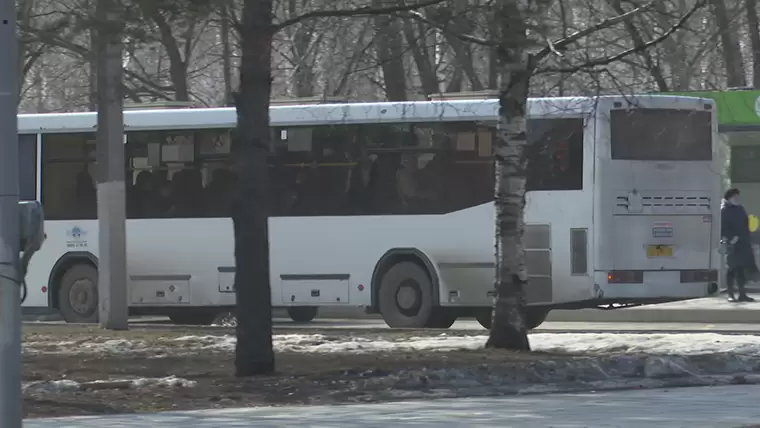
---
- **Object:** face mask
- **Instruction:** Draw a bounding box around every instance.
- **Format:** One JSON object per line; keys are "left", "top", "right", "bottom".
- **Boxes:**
{"left": 730, "top": 197, "right": 740, "bottom": 205}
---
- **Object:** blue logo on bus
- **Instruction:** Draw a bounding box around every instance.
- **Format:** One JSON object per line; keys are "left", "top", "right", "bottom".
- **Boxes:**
{"left": 65, "top": 226, "right": 88, "bottom": 248}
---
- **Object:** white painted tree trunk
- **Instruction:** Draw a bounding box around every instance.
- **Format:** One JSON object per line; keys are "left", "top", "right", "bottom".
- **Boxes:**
{"left": 486, "top": 0, "right": 531, "bottom": 351}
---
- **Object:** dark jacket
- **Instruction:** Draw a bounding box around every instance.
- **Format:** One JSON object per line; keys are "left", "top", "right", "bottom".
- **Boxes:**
{"left": 722, "top": 200, "right": 755, "bottom": 269}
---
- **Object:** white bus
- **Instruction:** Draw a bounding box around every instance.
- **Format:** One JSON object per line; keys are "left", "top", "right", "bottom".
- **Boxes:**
{"left": 20, "top": 94, "right": 721, "bottom": 329}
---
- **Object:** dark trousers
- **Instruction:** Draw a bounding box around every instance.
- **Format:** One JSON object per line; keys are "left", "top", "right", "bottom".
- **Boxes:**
{"left": 726, "top": 267, "right": 748, "bottom": 297}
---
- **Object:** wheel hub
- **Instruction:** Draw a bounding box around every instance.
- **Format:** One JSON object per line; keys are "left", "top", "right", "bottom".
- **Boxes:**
{"left": 396, "top": 281, "right": 420, "bottom": 311}
{"left": 69, "top": 278, "right": 96, "bottom": 316}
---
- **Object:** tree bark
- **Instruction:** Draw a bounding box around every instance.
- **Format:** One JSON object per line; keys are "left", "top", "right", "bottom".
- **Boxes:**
{"left": 440, "top": 0, "right": 483, "bottom": 91}
{"left": 288, "top": 0, "right": 317, "bottom": 98}
{"left": 710, "top": 0, "right": 747, "bottom": 87}
{"left": 233, "top": 0, "right": 275, "bottom": 377}
{"left": 140, "top": 0, "right": 191, "bottom": 101}
{"left": 609, "top": 0, "right": 669, "bottom": 92}
{"left": 402, "top": 17, "right": 439, "bottom": 96}
{"left": 487, "top": 0, "right": 530, "bottom": 351}
{"left": 747, "top": 0, "right": 760, "bottom": 89}
{"left": 220, "top": 0, "right": 233, "bottom": 105}
{"left": 373, "top": 2, "right": 407, "bottom": 101}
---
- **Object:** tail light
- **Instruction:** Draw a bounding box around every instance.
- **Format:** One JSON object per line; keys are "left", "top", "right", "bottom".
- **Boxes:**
{"left": 680, "top": 270, "right": 718, "bottom": 283}
{"left": 607, "top": 271, "right": 644, "bottom": 284}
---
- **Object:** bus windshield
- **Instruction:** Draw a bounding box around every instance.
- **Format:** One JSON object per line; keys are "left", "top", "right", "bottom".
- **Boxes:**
{"left": 609, "top": 108, "right": 712, "bottom": 161}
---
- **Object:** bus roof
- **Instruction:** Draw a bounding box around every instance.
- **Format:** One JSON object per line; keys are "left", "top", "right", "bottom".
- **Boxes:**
{"left": 18, "top": 95, "right": 714, "bottom": 134}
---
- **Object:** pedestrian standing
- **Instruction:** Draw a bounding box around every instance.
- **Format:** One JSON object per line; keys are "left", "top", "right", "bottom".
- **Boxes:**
{"left": 721, "top": 188, "right": 757, "bottom": 303}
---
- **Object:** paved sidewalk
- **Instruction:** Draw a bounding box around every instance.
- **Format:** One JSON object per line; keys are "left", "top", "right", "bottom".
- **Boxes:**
{"left": 26, "top": 385, "right": 760, "bottom": 428}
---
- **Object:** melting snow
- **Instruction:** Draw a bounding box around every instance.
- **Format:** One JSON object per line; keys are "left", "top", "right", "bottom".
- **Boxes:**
{"left": 23, "top": 376, "right": 197, "bottom": 394}
{"left": 23, "top": 332, "right": 760, "bottom": 356}
{"left": 174, "top": 332, "right": 760, "bottom": 356}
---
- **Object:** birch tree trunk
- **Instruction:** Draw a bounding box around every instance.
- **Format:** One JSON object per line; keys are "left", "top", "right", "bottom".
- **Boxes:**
{"left": 486, "top": 0, "right": 530, "bottom": 351}
{"left": 233, "top": 0, "right": 275, "bottom": 377}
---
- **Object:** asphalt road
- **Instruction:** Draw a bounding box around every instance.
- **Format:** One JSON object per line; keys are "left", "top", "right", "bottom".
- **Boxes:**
{"left": 25, "top": 317, "right": 760, "bottom": 335}
{"left": 27, "top": 384, "right": 760, "bottom": 427}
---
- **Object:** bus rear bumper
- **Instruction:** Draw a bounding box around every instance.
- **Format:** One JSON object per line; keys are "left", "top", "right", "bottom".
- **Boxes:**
{"left": 595, "top": 271, "right": 718, "bottom": 300}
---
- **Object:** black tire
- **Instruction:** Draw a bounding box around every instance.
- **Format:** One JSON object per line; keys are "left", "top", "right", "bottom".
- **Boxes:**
{"left": 287, "top": 306, "right": 318, "bottom": 323}
{"left": 378, "top": 261, "right": 435, "bottom": 328}
{"left": 169, "top": 311, "right": 216, "bottom": 325}
{"left": 425, "top": 308, "right": 457, "bottom": 329}
{"left": 476, "top": 308, "right": 492, "bottom": 329}
{"left": 526, "top": 308, "right": 550, "bottom": 330}
{"left": 58, "top": 264, "right": 99, "bottom": 324}
{"left": 475, "top": 307, "right": 549, "bottom": 330}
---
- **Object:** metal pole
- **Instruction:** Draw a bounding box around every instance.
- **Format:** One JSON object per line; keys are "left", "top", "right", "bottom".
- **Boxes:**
{"left": 0, "top": 0, "right": 22, "bottom": 423}
{"left": 96, "top": 0, "right": 128, "bottom": 330}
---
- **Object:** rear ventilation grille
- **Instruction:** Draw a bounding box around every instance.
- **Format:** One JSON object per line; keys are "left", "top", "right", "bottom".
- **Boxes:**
{"left": 615, "top": 195, "right": 710, "bottom": 208}
{"left": 614, "top": 193, "right": 711, "bottom": 214}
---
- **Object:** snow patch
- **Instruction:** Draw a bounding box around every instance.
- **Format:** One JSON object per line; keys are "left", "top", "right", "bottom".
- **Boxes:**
{"left": 22, "top": 332, "right": 760, "bottom": 357}
{"left": 173, "top": 332, "right": 760, "bottom": 356}
{"left": 23, "top": 376, "right": 196, "bottom": 394}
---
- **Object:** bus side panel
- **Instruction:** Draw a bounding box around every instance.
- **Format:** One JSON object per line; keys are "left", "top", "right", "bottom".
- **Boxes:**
{"left": 268, "top": 204, "right": 497, "bottom": 309}
{"left": 24, "top": 220, "right": 101, "bottom": 309}
{"left": 126, "top": 218, "right": 236, "bottom": 308}
{"left": 27, "top": 219, "right": 240, "bottom": 312}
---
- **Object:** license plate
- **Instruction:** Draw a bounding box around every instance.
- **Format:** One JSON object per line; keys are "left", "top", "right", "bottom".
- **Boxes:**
{"left": 646, "top": 245, "right": 673, "bottom": 257}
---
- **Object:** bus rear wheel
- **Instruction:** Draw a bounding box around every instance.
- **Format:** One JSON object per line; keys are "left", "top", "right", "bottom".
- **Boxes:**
{"left": 425, "top": 308, "right": 457, "bottom": 329}
{"left": 58, "top": 264, "right": 99, "bottom": 324}
{"left": 476, "top": 307, "right": 550, "bottom": 330}
{"left": 378, "top": 261, "right": 434, "bottom": 328}
{"left": 287, "top": 306, "right": 318, "bottom": 323}
{"left": 169, "top": 311, "right": 216, "bottom": 325}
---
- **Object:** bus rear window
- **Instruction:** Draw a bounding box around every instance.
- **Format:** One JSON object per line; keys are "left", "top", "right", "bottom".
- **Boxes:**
{"left": 610, "top": 109, "right": 712, "bottom": 161}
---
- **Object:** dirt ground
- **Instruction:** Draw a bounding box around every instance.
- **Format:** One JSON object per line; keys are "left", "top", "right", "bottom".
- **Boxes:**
{"left": 22, "top": 324, "right": 571, "bottom": 418}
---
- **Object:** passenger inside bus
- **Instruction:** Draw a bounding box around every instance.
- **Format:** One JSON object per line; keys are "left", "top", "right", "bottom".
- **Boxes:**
{"left": 345, "top": 152, "right": 377, "bottom": 215}
{"left": 129, "top": 170, "right": 155, "bottom": 218}
{"left": 205, "top": 168, "right": 237, "bottom": 217}
{"left": 153, "top": 178, "right": 173, "bottom": 217}
{"left": 75, "top": 166, "right": 96, "bottom": 218}
{"left": 170, "top": 168, "right": 205, "bottom": 217}
{"left": 397, "top": 153, "right": 433, "bottom": 213}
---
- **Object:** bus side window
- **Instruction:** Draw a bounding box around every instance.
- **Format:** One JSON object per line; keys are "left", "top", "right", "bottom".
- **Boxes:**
{"left": 19, "top": 134, "right": 37, "bottom": 201}
{"left": 41, "top": 133, "right": 97, "bottom": 220}
{"left": 525, "top": 118, "right": 584, "bottom": 191}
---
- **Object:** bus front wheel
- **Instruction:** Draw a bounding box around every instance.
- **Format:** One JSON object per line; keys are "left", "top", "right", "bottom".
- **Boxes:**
{"left": 287, "top": 306, "right": 318, "bottom": 323}
{"left": 476, "top": 307, "right": 550, "bottom": 331}
{"left": 58, "top": 264, "right": 99, "bottom": 324}
{"left": 378, "top": 261, "right": 435, "bottom": 328}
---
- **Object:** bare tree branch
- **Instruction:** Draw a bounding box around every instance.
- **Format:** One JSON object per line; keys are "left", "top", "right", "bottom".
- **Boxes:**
{"left": 402, "top": 9, "right": 493, "bottom": 46}
{"left": 403, "top": 0, "right": 657, "bottom": 51}
{"left": 538, "top": 0, "right": 706, "bottom": 74}
{"left": 533, "top": 0, "right": 656, "bottom": 62}
{"left": 275, "top": 0, "right": 445, "bottom": 30}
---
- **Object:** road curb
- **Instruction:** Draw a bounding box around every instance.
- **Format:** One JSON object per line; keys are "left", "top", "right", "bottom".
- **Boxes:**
{"left": 22, "top": 307, "right": 760, "bottom": 325}
{"left": 546, "top": 308, "right": 760, "bottom": 323}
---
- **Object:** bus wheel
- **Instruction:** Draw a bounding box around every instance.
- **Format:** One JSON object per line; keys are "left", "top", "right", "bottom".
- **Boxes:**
{"left": 287, "top": 306, "right": 318, "bottom": 323}
{"left": 475, "top": 308, "right": 492, "bottom": 330}
{"left": 425, "top": 308, "right": 457, "bottom": 329}
{"left": 58, "top": 264, "right": 99, "bottom": 324}
{"left": 526, "top": 308, "right": 550, "bottom": 330}
{"left": 378, "top": 261, "right": 434, "bottom": 328}
{"left": 169, "top": 311, "right": 216, "bottom": 325}
{"left": 475, "top": 307, "right": 549, "bottom": 330}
